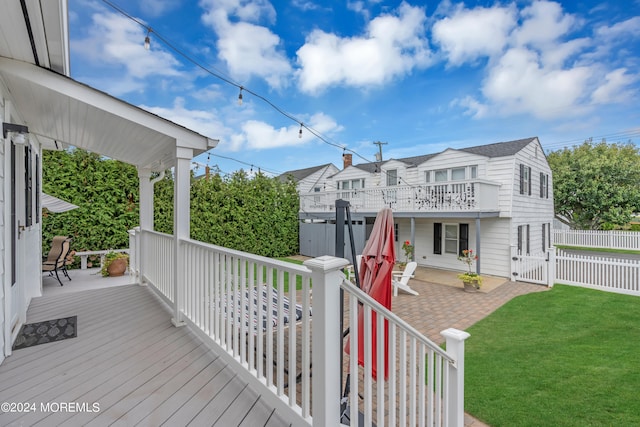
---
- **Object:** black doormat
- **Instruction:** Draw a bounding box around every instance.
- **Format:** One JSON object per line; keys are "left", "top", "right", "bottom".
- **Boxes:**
{"left": 12, "top": 316, "right": 77, "bottom": 350}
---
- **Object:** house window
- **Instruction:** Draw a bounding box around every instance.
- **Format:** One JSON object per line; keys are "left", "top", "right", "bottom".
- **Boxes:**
{"left": 425, "top": 171, "right": 431, "bottom": 183}
{"left": 434, "top": 223, "right": 469, "bottom": 255}
{"left": 451, "top": 167, "right": 465, "bottom": 181}
{"left": 518, "top": 225, "right": 530, "bottom": 255}
{"left": 435, "top": 169, "right": 447, "bottom": 182}
{"left": 470, "top": 165, "right": 478, "bottom": 179}
{"left": 339, "top": 179, "right": 364, "bottom": 198}
{"left": 520, "top": 164, "right": 531, "bottom": 195}
{"left": 386, "top": 169, "right": 398, "bottom": 186}
{"left": 540, "top": 173, "right": 549, "bottom": 198}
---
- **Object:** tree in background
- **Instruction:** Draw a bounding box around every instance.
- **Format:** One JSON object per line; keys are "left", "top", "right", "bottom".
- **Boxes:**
{"left": 43, "top": 149, "right": 299, "bottom": 257}
{"left": 547, "top": 140, "right": 640, "bottom": 230}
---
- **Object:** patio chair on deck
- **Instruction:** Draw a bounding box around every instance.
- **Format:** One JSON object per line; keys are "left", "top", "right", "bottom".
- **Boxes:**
{"left": 391, "top": 261, "right": 419, "bottom": 296}
{"left": 42, "top": 236, "right": 73, "bottom": 286}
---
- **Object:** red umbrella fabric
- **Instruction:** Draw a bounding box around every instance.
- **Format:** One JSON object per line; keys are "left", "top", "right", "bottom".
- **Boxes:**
{"left": 345, "top": 207, "right": 396, "bottom": 380}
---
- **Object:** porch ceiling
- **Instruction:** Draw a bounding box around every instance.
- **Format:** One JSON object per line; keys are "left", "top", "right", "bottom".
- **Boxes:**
{"left": 0, "top": 57, "right": 217, "bottom": 170}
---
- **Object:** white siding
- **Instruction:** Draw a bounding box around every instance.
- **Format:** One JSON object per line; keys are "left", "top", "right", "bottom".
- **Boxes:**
{"left": 398, "top": 217, "right": 511, "bottom": 277}
{"left": 486, "top": 156, "right": 517, "bottom": 216}
{"left": 0, "top": 94, "right": 5, "bottom": 363}
{"left": 0, "top": 133, "right": 4, "bottom": 364}
{"left": 511, "top": 139, "right": 555, "bottom": 254}
{"left": 297, "top": 165, "right": 339, "bottom": 194}
{"left": 330, "top": 165, "right": 375, "bottom": 189}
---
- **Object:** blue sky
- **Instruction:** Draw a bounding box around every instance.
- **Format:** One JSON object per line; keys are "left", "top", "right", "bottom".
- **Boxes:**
{"left": 68, "top": 0, "right": 640, "bottom": 176}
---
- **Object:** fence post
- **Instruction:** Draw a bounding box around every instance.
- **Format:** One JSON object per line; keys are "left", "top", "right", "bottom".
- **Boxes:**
{"left": 442, "top": 328, "right": 471, "bottom": 427}
{"left": 510, "top": 244, "right": 518, "bottom": 282}
{"left": 304, "top": 255, "right": 350, "bottom": 427}
{"left": 547, "top": 246, "right": 556, "bottom": 288}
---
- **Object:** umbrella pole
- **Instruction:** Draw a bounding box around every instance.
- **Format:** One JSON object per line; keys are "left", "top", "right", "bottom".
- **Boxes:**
{"left": 335, "top": 199, "right": 348, "bottom": 418}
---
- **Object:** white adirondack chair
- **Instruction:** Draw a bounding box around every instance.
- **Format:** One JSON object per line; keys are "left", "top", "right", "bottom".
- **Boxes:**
{"left": 392, "top": 261, "right": 419, "bottom": 296}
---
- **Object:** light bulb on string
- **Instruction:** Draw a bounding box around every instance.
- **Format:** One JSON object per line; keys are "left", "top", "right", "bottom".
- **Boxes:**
{"left": 238, "top": 87, "right": 243, "bottom": 105}
{"left": 298, "top": 123, "right": 303, "bottom": 139}
{"left": 144, "top": 28, "right": 151, "bottom": 50}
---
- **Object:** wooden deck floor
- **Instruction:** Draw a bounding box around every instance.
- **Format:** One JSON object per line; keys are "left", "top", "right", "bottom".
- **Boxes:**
{"left": 0, "top": 274, "right": 293, "bottom": 427}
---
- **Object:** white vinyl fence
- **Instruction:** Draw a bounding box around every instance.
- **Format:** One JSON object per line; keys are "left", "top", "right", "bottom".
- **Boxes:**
{"left": 512, "top": 247, "right": 640, "bottom": 296}
{"left": 553, "top": 229, "right": 640, "bottom": 250}
{"left": 555, "top": 249, "right": 640, "bottom": 296}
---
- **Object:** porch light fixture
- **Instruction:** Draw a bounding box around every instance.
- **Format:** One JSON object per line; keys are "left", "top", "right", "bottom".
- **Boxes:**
{"left": 3, "top": 122, "right": 29, "bottom": 145}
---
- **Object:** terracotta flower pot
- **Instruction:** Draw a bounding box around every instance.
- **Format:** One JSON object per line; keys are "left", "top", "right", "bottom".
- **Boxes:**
{"left": 107, "top": 258, "right": 127, "bottom": 277}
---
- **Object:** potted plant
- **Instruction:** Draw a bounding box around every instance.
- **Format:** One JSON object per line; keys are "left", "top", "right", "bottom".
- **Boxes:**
{"left": 399, "top": 240, "right": 414, "bottom": 268}
{"left": 457, "top": 249, "right": 482, "bottom": 292}
{"left": 102, "top": 251, "right": 129, "bottom": 277}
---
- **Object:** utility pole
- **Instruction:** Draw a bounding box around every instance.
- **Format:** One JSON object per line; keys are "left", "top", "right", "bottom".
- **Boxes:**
{"left": 373, "top": 141, "right": 387, "bottom": 161}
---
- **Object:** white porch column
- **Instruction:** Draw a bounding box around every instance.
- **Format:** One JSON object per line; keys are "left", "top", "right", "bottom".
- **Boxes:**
{"left": 171, "top": 146, "right": 193, "bottom": 327}
{"left": 442, "top": 328, "right": 471, "bottom": 427}
{"left": 137, "top": 168, "right": 153, "bottom": 231}
{"left": 475, "top": 217, "right": 481, "bottom": 274}
{"left": 304, "top": 255, "right": 350, "bottom": 426}
{"left": 410, "top": 217, "right": 416, "bottom": 262}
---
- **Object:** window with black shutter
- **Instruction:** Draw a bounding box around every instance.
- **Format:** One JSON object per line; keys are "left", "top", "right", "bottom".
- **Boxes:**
{"left": 434, "top": 223, "right": 442, "bottom": 254}
{"left": 459, "top": 224, "right": 469, "bottom": 256}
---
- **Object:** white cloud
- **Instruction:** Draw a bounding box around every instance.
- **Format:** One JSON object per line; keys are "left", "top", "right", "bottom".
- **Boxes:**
{"left": 199, "top": 0, "right": 291, "bottom": 89}
{"left": 596, "top": 16, "right": 640, "bottom": 40}
{"left": 295, "top": 3, "right": 431, "bottom": 93}
{"left": 432, "top": 4, "right": 516, "bottom": 66}
{"left": 139, "top": 97, "right": 230, "bottom": 140}
{"left": 72, "top": 11, "right": 183, "bottom": 81}
{"left": 512, "top": 1, "right": 578, "bottom": 48}
{"left": 441, "top": 1, "right": 636, "bottom": 120}
{"left": 591, "top": 68, "right": 637, "bottom": 104}
{"left": 481, "top": 47, "right": 592, "bottom": 119}
{"left": 228, "top": 112, "right": 343, "bottom": 151}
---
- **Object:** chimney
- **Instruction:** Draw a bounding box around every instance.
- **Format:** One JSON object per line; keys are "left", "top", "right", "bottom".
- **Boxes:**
{"left": 343, "top": 153, "right": 352, "bottom": 169}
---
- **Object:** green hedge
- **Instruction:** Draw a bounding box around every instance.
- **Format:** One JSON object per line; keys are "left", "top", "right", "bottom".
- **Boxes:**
{"left": 43, "top": 149, "right": 299, "bottom": 258}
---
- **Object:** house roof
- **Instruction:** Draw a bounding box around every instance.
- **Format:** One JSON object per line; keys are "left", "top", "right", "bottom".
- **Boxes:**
{"left": 279, "top": 163, "right": 336, "bottom": 182}
{"left": 458, "top": 137, "right": 537, "bottom": 158}
{"left": 347, "top": 137, "right": 538, "bottom": 172}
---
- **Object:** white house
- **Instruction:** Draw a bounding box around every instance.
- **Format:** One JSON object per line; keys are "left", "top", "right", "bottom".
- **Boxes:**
{"left": 291, "top": 138, "right": 555, "bottom": 278}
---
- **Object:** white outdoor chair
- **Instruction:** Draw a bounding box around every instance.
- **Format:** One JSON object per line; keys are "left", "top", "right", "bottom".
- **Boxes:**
{"left": 391, "top": 261, "right": 419, "bottom": 296}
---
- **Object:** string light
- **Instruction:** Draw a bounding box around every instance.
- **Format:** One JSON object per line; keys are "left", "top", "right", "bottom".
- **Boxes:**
{"left": 144, "top": 28, "right": 151, "bottom": 50}
{"left": 238, "top": 87, "right": 243, "bottom": 105}
{"left": 298, "top": 124, "right": 303, "bottom": 139}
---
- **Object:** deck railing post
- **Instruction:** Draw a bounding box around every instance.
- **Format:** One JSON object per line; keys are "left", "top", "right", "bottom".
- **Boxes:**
{"left": 442, "top": 328, "right": 470, "bottom": 427}
{"left": 128, "top": 227, "right": 139, "bottom": 284}
{"left": 304, "top": 255, "right": 350, "bottom": 427}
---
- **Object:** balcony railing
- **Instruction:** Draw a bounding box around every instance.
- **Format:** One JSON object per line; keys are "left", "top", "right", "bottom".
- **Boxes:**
{"left": 130, "top": 229, "right": 470, "bottom": 426}
{"left": 301, "top": 180, "right": 501, "bottom": 213}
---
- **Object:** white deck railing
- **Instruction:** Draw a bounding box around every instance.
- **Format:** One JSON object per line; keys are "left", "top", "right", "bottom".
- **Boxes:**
{"left": 553, "top": 229, "right": 640, "bottom": 250}
{"left": 134, "top": 229, "right": 469, "bottom": 426}
{"left": 300, "top": 180, "right": 500, "bottom": 213}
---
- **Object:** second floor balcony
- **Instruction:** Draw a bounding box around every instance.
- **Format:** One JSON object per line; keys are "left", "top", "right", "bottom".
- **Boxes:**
{"left": 301, "top": 180, "right": 501, "bottom": 214}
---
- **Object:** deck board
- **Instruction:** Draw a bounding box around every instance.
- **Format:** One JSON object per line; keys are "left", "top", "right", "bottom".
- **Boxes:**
{"left": 0, "top": 276, "right": 294, "bottom": 427}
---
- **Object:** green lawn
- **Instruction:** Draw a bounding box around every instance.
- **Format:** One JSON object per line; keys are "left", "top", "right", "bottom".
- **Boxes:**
{"left": 465, "top": 285, "right": 640, "bottom": 426}
{"left": 555, "top": 245, "right": 640, "bottom": 255}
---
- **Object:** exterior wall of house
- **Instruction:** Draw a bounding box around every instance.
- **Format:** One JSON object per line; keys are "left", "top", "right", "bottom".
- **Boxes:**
{"left": 297, "top": 165, "right": 339, "bottom": 194}
{"left": 1, "top": 93, "right": 6, "bottom": 363}
{"left": 486, "top": 156, "right": 518, "bottom": 217}
{"left": 511, "top": 139, "right": 555, "bottom": 255}
{"left": 417, "top": 150, "right": 487, "bottom": 184}
{"left": 397, "top": 217, "right": 511, "bottom": 277}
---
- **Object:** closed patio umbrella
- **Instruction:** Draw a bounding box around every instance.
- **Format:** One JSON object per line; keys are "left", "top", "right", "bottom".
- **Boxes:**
{"left": 42, "top": 193, "right": 78, "bottom": 213}
{"left": 345, "top": 207, "right": 396, "bottom": 380}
